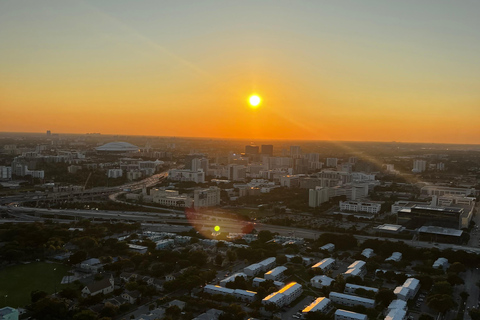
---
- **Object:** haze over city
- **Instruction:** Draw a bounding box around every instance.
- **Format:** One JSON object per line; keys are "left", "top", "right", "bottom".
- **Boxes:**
{"left": 1, "top": 1, "right": 480, "bottom": 143}
{"left": 2, "top": 2, "right": 480, "bottom": 320}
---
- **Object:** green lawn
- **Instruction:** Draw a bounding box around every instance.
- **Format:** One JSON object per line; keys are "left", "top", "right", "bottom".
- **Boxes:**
{"left": 0, "top": 262, "right": 72, "bottom": 308}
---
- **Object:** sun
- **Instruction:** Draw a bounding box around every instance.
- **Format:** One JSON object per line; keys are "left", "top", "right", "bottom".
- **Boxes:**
{"left": 249, "top": 95, "right": 261, "bottom": 108}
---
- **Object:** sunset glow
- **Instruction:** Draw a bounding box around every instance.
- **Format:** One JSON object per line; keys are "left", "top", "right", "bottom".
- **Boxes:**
{"left": 0, "top": 1, "right": 479, "bottom": 144}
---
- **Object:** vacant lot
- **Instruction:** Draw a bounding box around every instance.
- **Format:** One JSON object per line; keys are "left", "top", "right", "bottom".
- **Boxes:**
{"left": 0, "top": 262, "right": 72, "bottom": 308}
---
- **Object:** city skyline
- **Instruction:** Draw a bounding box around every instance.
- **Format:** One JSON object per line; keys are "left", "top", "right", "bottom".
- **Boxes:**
{"left": 1, "top": 1, "right": 479, "bottom": 144}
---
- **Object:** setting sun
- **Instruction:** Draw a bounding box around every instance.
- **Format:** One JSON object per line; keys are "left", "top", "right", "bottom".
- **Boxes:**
{"left": 249, "top": 95, "right": 261, "bottom": 108}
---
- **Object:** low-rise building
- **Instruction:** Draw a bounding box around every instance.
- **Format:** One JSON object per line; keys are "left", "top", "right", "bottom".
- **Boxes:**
{"left": 386, "top": 252, "right": 402, "bottom": 262}
{"left": 335, "top": 309, "right": 368, "bottom": 320}
{"left": 361, "top": 248, "right": 374, "bottom": 259}
{"left": 344, "top": 283, "right": 379, "bottom": 295}
{"left": 265, "top": 266, "right": 288, "bottom": 281}
{"left": 302, "top": 297, "right": 332, "bottom": 315}
{"left": 320, "top": 243, "right": 335, "bottom": 252}
{"left": 80, "top": 258, "right": 103, "bottom": 273}
{"left": 233, "top": 289, "right": 257, "bottom": 302}
{"left": 344, "top": 260, "right": 366, "bottom": 279}
{"left": 262, "top": 282, "right": 303, "bottom": 307}
{"left": 339, "top": 201, "right": 382, "bottom": 214}
{"left": 204, "top": 285, "right": 234, "bottom": 296}
{"left": 329, "top": 292, "right": 375, "bottom": 308}
{"left": 384, "top": 308, "right": 407, "bottom": 320}
{"left": 394, "top": 278, "right": 420, "bottom": 301}
{"left": 312, "top": 258, "right": 336, "bottom": 272}
{"left": 81, "top": 275, "right": 114, "bottom": 297}
{"left": 0, "top": 307, "right": 19, "bottom": 320}
{"left": 155, "top": 239, "right": 174, "bottom": 250}
{"left": 310, "top": 275, "right": 335, "bottom": 288}
{"left": 252, "top": 277, "right": 284, "bottom": 288}
{"left": 433, "top": 257, "right": 449, "bottom": 270}
{"left": 219, "top": 273, "right": 247, "bottom": 287}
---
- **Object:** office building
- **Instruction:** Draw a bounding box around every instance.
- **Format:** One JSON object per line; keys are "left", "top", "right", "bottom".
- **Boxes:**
{"left": 245, "top": 145, "right": 260, "bottom": 155}
{"left": 168, "top": 169, "right": 205, "bottom": 183}
{"left": 227, "top": 164, "right": 246, "bottom": 181}
{"left": 397, "top": 205, "right": 463, "bottom": 229}
{"left": 326, "top": 158, "right": 338, "bottom": 167}
{"left": 107, "top": 169, "right": 123, "bottom": 178}
{"left": 0, "top": 166, "right": 12, "bottom": 180}
{"left": 309, "top": 187, "right": 330, "bottom": 207}
{"left": 193, "top": 187, "right": 221, "bottom": 208}
{"left": 421, "top": 186, "right": 477, "bottom": 197}
{"left": 412, "top": 160, "right": 426, "bottom": 173}
{"left": 339, "top": 201, "right": 382, "bottom": 214}
{"left": 290, "top": 146, "right": 302, "bottom": 158}
{"left": 261, "top": 145, "right": 273, "bottom": 156}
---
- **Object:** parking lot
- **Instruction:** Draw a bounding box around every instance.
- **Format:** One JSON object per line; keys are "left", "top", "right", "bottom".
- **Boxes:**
{"left": 281, "top": 296, "right": 314, "bottom": 320}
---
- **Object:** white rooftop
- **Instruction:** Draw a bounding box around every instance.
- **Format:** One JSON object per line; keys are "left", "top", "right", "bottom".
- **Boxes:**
{"left": 334, "top": 309, "right": 367, "bottom": 320}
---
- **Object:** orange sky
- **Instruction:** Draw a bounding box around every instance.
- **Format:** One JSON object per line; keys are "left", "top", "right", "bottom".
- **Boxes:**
{"left": 1, "top": 1, "right": 479, "bottom": 144}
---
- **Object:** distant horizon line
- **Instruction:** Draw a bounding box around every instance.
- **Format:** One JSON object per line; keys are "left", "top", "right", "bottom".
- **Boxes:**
{"left": 0, "top": 131, "right": 479, "bottom": 146}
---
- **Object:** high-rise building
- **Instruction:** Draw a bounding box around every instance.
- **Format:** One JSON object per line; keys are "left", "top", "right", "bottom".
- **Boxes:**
{"left": 46, "top": 130, "right": 51, "bottom": 136}
{"left": 192, "top": 158, "right": 209, "bottom": 173}
{"left": 305, "top": 153, "right": 320, "bottom": 163}
{"left": 185, "top": 154, "right": 204, "bottom": 170}
{"left": 309, "top": 187, "right": 330, "bottom": 207}
{"left": 290, "top": 146, "right": 301, "bottom": 158}
{"left": 412, "top": 160, "right": 426, "bottom": 173}
{"left": 261, "top": 145, "right": 274, "bottom": 156}
{"left": 245, "top": 145, "right": 260, "bottom": 155}
{"left": 326, "top": 158, "right": 338, "bottom": 167}
{"left": 228, "top": 164, "right": 246, "bottom": 181}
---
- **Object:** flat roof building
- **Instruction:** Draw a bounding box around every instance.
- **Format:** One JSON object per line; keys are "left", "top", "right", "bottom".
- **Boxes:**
{"left": 329, "top": 292, "right": 375, "bottom": 309}
{"left": 302, "top": 297, "right": 332, "bottom": 315}
{"left": 312, "top": 258, "right": 336, "bottom": 272}
{"left": 335, "top": 309, "right": 368, "bottom": 320}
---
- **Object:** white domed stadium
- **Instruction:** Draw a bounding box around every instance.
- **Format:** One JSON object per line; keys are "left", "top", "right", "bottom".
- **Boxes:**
{"left": 95, "top": 141, "right": 140, "bottom": 153}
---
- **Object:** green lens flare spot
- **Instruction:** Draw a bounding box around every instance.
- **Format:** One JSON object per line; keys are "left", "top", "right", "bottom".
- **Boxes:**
{"left": 214, "top": 226, "right": 220, "bottom": 232}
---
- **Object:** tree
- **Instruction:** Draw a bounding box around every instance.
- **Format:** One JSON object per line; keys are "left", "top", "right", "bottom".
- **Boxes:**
{"left": 460, "top": 291, "right": 469, "bottom": 301}
{"left": 470, "top": 309, "right": 480, "bottom": 320}
{"left": 375, "top": 288, "right": 396, "bottom": 306}
{"left": 165, "top": 305, "right": 181, "bottom": 318}
{"left": 257, "top": 230, "right": 273, "bottom": 243}
{"left": 73, "top": 310, "right": 98, "bottom": 320}
{"left": 31, "top": 290, "right": 48, "bottom": 303}
{"left": 69, "top": 250, "right": 87, "bottom": 265}
{"left": 30, "top": 297, "right": 69, "bottom": 320}
{"left": 215, "top": 254, "right": 223, "bottom": 266}
{"left": 418, "top": 314, "right": 434, "bottom": 320}
{"left": 449, "top": 262, "right": 466, "bottom": 273}
{"left": 426, "top": 294, "right": 455, "bottom": 314}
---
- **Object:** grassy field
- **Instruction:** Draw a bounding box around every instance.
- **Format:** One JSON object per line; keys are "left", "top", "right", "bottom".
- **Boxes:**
{"left": 0, "top": 262, "right": 72, "bottom": 308}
